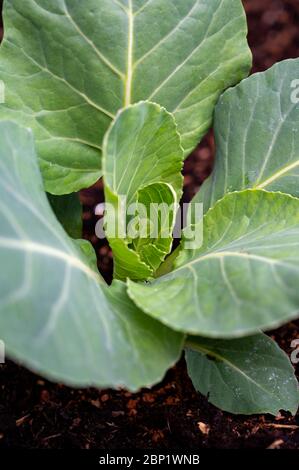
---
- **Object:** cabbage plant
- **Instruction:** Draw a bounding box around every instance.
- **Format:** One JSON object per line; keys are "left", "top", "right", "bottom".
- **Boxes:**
{"left": 0, "top": 0, "right": 298, "bottom": 416}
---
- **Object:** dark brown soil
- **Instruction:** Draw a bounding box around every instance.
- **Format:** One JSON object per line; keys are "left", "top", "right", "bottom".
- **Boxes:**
{"left": 1, "top": 0, "right": 299, "bottom": 450}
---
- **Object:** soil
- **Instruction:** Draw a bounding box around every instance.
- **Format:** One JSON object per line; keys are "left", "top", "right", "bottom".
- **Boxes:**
{"left": 1, "top": 0, "right": 299, "bottom": 450}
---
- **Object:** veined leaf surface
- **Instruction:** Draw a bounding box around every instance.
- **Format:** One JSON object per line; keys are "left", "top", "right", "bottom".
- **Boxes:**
{"left": 0, "top": 120, "right": 183, "bottom": 389}
{"left": 0, "top": 0, "right": 251, "bottom": 193}
{"left": 103, "top": 101, "right": 183, "bottom": 280}
{"left": 194, "top": 59, "right": 299, "bottom": 214}
{"left": 128, "top": 190, "right": 299, "bottom": 337}
{"left": 186, "top": 334, "right": 299, "bottom": 415}
{"left": 134, "top": 182, "right": 177, "bottom": 271}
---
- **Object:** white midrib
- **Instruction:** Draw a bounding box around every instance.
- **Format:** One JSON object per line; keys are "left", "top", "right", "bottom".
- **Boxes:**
{"left": 174, "top": 250, "right": 299, "bottom": 273}
{"left": 256, "top": 158, "right": 299, "bottom": 189}
{"left": 125, "top": 0, "right": 134, "bottom": 106}
{"left": 0, "top": 238, "right": 101, "bottom": 283}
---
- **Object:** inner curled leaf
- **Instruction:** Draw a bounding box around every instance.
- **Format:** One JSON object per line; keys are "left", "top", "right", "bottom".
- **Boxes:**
{"left": 102, "top": 101, "right": 183, "bottom": 281}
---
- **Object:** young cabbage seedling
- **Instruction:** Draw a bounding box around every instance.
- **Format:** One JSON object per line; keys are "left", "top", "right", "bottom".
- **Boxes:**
{"left": 0, "top": 0, "right": 298, "bottom": 416}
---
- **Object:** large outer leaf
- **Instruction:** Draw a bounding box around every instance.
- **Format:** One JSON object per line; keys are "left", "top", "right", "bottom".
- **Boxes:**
{"left": 103, "top": 101, "right": 183, "bottom": 280}
{"left": 0, "top": 0, "right": 251, "bottom": 193}
{"left": 0, "top": 120, "right": 183, "bottom": 389}
{"left": 185, "top": 334, "right": 299, "bottom": 415}
{"left": 194, "top": 59, "right": 299, "bottom": 214}
{"left": 128, "top": 190, "right": 299, "bottom": 337}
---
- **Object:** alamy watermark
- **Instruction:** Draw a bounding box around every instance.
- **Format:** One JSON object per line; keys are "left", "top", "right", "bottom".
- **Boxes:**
{"left": 291, "top": 339, "right": 299, "bottom": 364}
{"left": 290, "top": 79, "right": 299, "bottom": 104}
{"left": 95, "top": 199, "right": 204, "bottom": 250}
